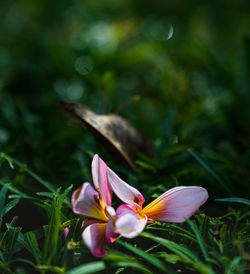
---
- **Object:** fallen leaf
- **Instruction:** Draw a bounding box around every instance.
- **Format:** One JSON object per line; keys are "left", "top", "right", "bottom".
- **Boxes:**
{"left": 61, "top": 102, "right": 153, "bottom": 169}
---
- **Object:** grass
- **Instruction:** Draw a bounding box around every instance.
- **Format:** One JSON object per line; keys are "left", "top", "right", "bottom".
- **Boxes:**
{"left": 0, "top": 0, "right": 250, "bottom": 273}
{"left": 0, "top": 151, "right": 249, "bottom": 273}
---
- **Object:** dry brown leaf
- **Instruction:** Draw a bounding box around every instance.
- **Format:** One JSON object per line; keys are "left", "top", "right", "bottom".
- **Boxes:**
{"left": 61, "top": 102, "right": 153, "bottom": 169}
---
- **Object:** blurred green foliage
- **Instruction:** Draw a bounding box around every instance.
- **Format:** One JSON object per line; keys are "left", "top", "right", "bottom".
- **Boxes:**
{"left": 0, "top": 0, "right": 250, "bottom": 272}
{"left": 1, "top": 0, "right": 250, "bottom": 184}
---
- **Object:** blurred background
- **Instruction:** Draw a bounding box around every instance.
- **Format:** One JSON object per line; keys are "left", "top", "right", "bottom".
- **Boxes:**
{"left": 0, "top": 0, "right": 250, "bottom": 210}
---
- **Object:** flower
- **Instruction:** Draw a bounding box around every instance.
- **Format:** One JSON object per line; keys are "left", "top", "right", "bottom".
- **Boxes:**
{"left": 72, "top": 155, "right": 118, "bottom": 257}
{"left": 107, "top": 168, "right": 208, "bottom": 238}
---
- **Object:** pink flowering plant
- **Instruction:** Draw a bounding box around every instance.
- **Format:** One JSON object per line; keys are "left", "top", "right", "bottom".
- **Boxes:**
{"left": 71, "top": 154, "right": 208, "bottom": 257}
{"left": 107, "top": 168, "right": 208, "bottom": 239}
{"left": 71, "top": 155, "right": 118, "bottom": 257}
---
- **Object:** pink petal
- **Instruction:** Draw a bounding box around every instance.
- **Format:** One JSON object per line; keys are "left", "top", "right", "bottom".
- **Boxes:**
{"left": 105, "top": 217, "right": 119, "bottom": 243}
{"left": 92, "top": 154, "right": 112, "bottom": 206}
{"left": 142, "top": 186, "right": 208, "bottom": 223}
{"left": 115, "top": 204, "right": 147, "bottom": 238}
{"left": 104, "top": 205, "right": 119, "bottom": 243}
{"left": 105, "top": 205, "right": 116, "bottom": 219}
{"left": 72, "top": 183, "right": 108, "bottom": 221}
{"left": 107, "top": 168, "right": 145, "bottom": 208}
{"left": 64, "top": 227, "right": 70, "bottom": 239}
{"left": 82, "top": 223, "right": 107, "bottom": 257}
{"left": 82, "top": 219, "right": 104, "bottom": 228}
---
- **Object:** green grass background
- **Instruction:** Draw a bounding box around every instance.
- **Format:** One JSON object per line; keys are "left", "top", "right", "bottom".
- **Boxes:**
{"left": 0, "top": 0, "right": 249, "bottom": 273}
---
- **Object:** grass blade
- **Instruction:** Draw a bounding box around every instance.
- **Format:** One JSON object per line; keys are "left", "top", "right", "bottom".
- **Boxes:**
{"left": 141, "top": 232, "right": 198, "bottom": 263}
{"left": 117, "top": 240, "right": 167, "bottom": 272}
{"left": 141, "top": 232, "right": 215, "bottom": 274}
{"left": 216, "top": 197, "right": 250, "bottom": 206}
{"left": 66, "top": 261, "right": 105, "bottom": 274}
{"left": 113, "top": 261, "right": 152, "bottom": 274}
{"left": 0, "top": 181, "right": 34, "bottom": 200}
{"left": 185, "top": 219, "right": 209, "bottom": 260}
{"left": 1, "top": 199, "right": 19, "bottom": 217}
{"left": 0, "top": 153, "right": 56, "bottom": 192}
{"left": 37, "top": 265, "right": 65, "bottom": 273}
{"left": 188, "top": 148, "right": 232, "bottom": 195}
{"left": 0, "top": 184, "right": 9, "bottom": 218}
{"left": 147, "top": 223, "right": 196, "bottom": 242}
{"left": 24, "top": 232, "right": 42, "bottom": 264}
{"left": 4, "top": 224, "right": 22, "bottom": 260}
{"left": 226, "top": 257, "right": 243, "bottom": 274}
{"left": 42, "top": 185, "right": 72, "bottom": 265}
{"left": 105, "top": 251, "right": 153, "bottom": 274}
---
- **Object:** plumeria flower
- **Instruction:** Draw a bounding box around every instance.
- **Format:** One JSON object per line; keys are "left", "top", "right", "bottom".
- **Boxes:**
{"left": 72, "top": 155, "right": 118, "bottom": 257}
{"left": 107, "top": 168, "right": 208, "bottom": 238}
